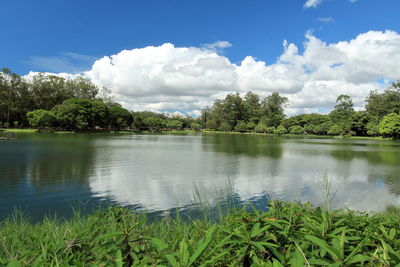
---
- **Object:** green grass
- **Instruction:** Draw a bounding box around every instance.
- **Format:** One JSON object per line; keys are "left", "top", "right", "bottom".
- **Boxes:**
{"left": 1, "top": 128, "right": 38, "bottom": 133}
{"left": 1, "top": 201, "right": 400, "bottom": 266}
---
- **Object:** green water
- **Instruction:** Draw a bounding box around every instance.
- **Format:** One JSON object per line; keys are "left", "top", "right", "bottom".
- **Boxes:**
{"left": 1, "top": 132, "right": 400, "bottom": 219}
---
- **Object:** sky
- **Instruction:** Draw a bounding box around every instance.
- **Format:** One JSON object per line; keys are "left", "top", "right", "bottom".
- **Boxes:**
{"left": 2, "top": 0, "right": 400, "bottom": 116}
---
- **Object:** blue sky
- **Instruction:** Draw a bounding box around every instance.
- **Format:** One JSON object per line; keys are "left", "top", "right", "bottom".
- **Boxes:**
{"left": 2, "top": 0, "right": 400, "bottom": 115}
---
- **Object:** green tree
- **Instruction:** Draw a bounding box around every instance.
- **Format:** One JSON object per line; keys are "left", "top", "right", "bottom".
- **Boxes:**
{"left": 109, "top": 104, "right": 133, "bottom": 130}
{"left": 378, "top": 113, "right": 400, "bottom": 138}
{"left": 366, "top": 83, "right": 400, "bottom": 118}
{"left": 328, "top": 124, "right": 345, "bottom": 136}
{"left": 218, "top": 121, "right": 232, "bottom": 132}
{"left": 27, "top": 109, "right": 56, "bottom": 129}
{"left": 254, "top": 121, "right": 268, "bottom": 133}
{"left": 234, "top": 121, "right": 248, "bottom": 132}
{"left": 260, "top": 92, "right": 288, "bottom": 127}
{"left": 289, "top": 125, "right": 304, "bottom": 134}
{"left": 274, "top": 125, "right": 287, "bottom": 135}
{"left": 243, "top": 91, "right": 261, "bottom": 123}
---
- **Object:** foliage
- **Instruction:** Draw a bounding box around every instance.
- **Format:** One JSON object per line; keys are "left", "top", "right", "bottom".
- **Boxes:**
{"left": 378, "top": 113, "right": 400, "bottom": 138}
{"left": 289, "top": 125, "right": 304, "bottom": 134}
{"left": 274, "top": 125, "right": 287, "bottom": 135}
{"left": 0, "top": 69, "right": 102, "bottom": 127}
{"left": 218, "top": 121, "right": 232, "bottom": 132}
{"left": 27, "top": 109, "right": 56, "bottom": 129}
{"left": 109, "top": 104, "right": 133, "bottom": 131}
{"left": 328, "top": 124, "right": 345, "bottom": 136}
{"left": 1, "top": 202, "right": 400, "bottom": 266}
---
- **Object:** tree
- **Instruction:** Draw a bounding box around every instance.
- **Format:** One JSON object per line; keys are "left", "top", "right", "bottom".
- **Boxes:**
{"left": 243, "top": 91, "right": 261, "bottom": 123}
{"left": 260, "top": 92, "right": 288, "bottom": 127}
{"left": 289, "top": 125, "right": 304, "bottom": 134}
{"left": 166, "top": 120, "right": 183, "bottom": 130}
{"left": 365, "top": 83, "right": 400, "bottom": 118}
{"left": 222, "top": 93, "right": 246, "bottom": 128}
{"left": 255, "top": 121, "right": 268, "bottom": 133}
{"left": 274, "top": 125, "right": 287, "bottom": 135}
{"left": 379, "top": 113, "right": 400, "bottom": 138}
{"left": 27, "top": 109, "right": 56, "bottom": 129}
{"left": 234, "top": 121, "right": 249, "bottom": 132}
{"left": 327, "top": 125, "right": 345, "bottom": 136}
{"left": 219, "top": 121, "right": 232, "bottom": 132}
{"left": 109, "top": 105, "right": 133, "bottom": 130}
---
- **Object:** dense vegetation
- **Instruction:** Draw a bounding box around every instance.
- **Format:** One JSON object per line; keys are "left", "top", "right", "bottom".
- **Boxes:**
{"left": 0, "top": 68, "right": 200, "bottom": 132}
{"left": 1, "top": 201, "right": 400, "bottom": 266}
{"left": 1, "top": 68, "right": 400, "bottom": 137}
{"left": 201, "top": 83, "right": 400, "bottom": 138}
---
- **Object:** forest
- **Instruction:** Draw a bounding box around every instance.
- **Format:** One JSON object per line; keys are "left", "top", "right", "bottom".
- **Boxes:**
{"left": 1, "top": 68, "right": 400, "bottom": 137}
{"left": 200, "top": 83, "right": 400, "bottom": 138}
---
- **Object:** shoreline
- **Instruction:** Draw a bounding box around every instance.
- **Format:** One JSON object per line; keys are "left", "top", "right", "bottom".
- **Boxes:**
{"left": 2, "top": 128, "right": 393, "bottom": 141}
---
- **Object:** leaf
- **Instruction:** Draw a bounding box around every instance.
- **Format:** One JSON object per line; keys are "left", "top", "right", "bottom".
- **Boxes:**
{"left": 6, "top": 261, "right": 22, "bottom": 267}
{"left": 151, "top": 238, "right": 169, "bottom": 252}
{"left": 305, "top": 235, "right": 340, "bottom": 261}
{"left": 114, "top": 250, "right": 123, "bottom": 267}
{"left": 94, "top": 231, "right": 123, "bottom": 242}
{"left": 389, "top": 228, "right": 396, "bottom": 240}
{"left": 165, "top": 254, "right": 178, "bottom": 266}
{"left": 272, "top": 258, "right": 284, "bottom": 267}
{"left": 179, "top": 239, "right": 189, "bottom": 265}
{"left": 345, "top": 254, "right": 371, "bottom": 265}
{"left": 188, "top": 225, "right": 216, "bottom": 265}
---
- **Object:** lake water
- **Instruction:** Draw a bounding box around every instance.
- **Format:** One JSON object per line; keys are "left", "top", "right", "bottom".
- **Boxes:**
{"left": 1, "top": 132, "right": 400, "bottom": 220}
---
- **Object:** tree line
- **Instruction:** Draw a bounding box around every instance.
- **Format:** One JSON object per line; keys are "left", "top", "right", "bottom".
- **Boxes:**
{"left": 200, "top": 83, "right": 400, "bottom": 138}
{"left": 1, "top": 68, "right": 399, "bottom": 137}
{"left": 0, "top": 68, "right": 200, "bottom": 131}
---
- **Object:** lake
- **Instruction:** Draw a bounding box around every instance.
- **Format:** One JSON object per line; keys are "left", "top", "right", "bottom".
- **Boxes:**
{"left": 1, "top": 132, "right": 400, "bottom": 220}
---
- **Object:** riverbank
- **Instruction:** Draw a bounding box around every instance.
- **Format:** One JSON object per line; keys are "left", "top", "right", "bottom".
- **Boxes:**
{"left": 1, "top": 128, "right": 393, "bottom": 141}
{"left": 1, "top": 201, "right": 399, "bottom": 266}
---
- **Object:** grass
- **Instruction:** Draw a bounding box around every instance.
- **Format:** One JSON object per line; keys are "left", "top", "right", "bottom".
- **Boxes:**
{"left": 1, "top": 201, "right": 400, "bottom": 266}
{"left": 1, "top": 128, "right": 38, "bottom": 133}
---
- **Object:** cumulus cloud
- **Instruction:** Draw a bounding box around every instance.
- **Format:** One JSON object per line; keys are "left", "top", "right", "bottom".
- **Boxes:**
{"left": 81, "top": 30, "right": 400, "bottom": 116}
{"left": 25, "top": 30, "right": 400, "bottom": 117}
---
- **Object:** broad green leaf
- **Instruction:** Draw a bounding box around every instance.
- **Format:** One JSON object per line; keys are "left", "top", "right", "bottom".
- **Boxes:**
{"left": 6, "top": 261, "right": 22, "bottom": 267}
{"left": 151, "top": 238, "right": 169, "bottom": 252}
{"left": 346, "top": 254, "right": 371, "bottom": 265}
{"left": 305, "top": 235, "right": 340, "bottom": 260}
{"left": 188, "top": 225, "right": 216, "bottom": 265}
{"left": 114, "top": 250, "right": 123, "bottom": 267}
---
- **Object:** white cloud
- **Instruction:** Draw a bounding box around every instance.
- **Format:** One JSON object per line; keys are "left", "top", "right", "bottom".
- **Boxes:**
{"left": 304, "top": 0, "right": 358, "bottom": 8}
{"left": 25, "top": 30, "right": 400, "bottom": 117}
{"left": 304, "top": 0, "right": 323, "bottom": 8}
{"left": 318, "top": 17, "right": 334, "bottom": 23}
{"left": 201, "top": 41, "right": 232, "bottom": 51}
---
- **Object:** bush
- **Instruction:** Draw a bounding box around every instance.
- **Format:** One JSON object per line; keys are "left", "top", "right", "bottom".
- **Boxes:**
{"left": 289, "top": 125, "right": 304, "bottom": 134}
{"left": 327, "top": 124, "right": 344, "bottom": 136}
{"left": 218, "top": 121, "right": 232, "bottom": 132}
{"left": 274, "top": 125, "right": 287, "bottom": 135}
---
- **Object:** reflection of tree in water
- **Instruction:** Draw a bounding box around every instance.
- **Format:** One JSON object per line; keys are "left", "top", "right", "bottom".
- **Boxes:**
{"left": 0, "top": 134, "right": 97, "bottom": 191}
{"left": 330, "top": 148, "right": 400, "bottom": 166}
{"left": 27, "top": 135, "right": 96, "bottom": 190}
{"left": 202, "top": 134, "right": 283, "bottom": 159}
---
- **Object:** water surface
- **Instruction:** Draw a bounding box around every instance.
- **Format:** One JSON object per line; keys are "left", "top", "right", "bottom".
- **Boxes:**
{"left": 1, "top": 133, "right": 400, "bottom": 220}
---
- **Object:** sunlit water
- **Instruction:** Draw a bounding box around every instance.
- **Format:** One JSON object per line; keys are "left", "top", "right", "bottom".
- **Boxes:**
{"left": 1, "top": 132, "right": 400, "bottom": 220}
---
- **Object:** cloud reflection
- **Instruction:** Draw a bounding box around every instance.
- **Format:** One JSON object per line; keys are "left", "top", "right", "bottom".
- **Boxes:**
{"left": 89, "top": 135, "right": 400, "bottom": 212}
